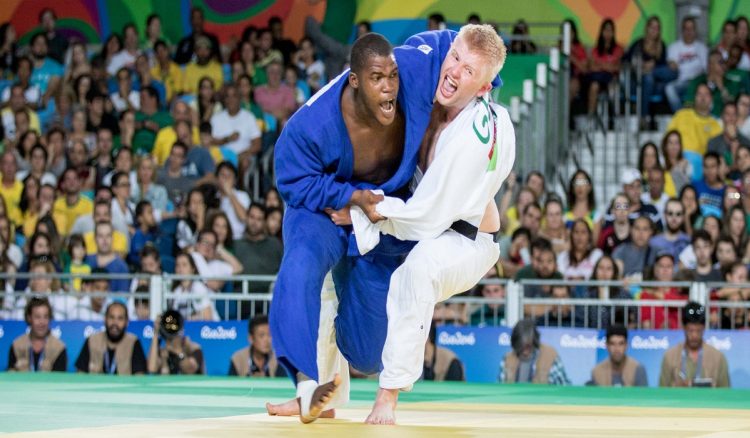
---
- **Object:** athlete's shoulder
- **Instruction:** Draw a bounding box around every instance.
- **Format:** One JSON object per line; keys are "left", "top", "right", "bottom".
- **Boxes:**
{"left": 286, "top": 71, "right": 347, "bottom": 129}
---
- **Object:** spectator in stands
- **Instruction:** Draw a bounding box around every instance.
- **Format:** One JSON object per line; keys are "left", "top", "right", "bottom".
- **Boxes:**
{"left": 557, "top": 219, "right": 603, "bottom": 281}
{"left": 303, "top": 16, "right": 350, "bottom": 81}
{"left": 500, "top": 201, "right": 540, "bottom": 256}
{"left": 208, "top": 211, "right": 233, "bottom": 254}
{"left": 193, "top": 77, "right": 221, "bottom": 123}
{"left": 131, "top": 155, "right": 169, "bottom": 215}
{"left": 82, "top": 199, "right": 129, "bottom": 257}
{"left": 717, "top": 19, "right": 746, "bottom": 65}
{"left": 626, "top": 16, "right": 673, "bottom": 126}
{"left": 686, "top": 50, "right": 744, "bottom": 119}
{"left": 254, "top": 60, "right": 297, "bottom": 127}
{"left": 665, "top": 17, "right": 708, "bottom": 112}
{"left": 133, "top": 86, "right": 171, "bottom": 155}
{"left": 111, "top": 171, "right": 136, "bottom": 231}
{"left": 184, "top": 38, "right": 223, "bottom": 95}
{"left": 107, "top": 24, "right": 140, "bottom": 76}
{"left": 29, "top": 32, "right": 62, "bottom": 109}
{"left": 643, "top": 167, "right": 670, "bottom": 220}
{"left": 134, "top": 54, "right": 166, "bottom": 106}
{"left": 598, "top": 193, "right": 630, "bottom": 255}
{"left": 585, "top": 255, "right": 631, "bottom": 326}
{"left": 0, "top": 151, "right": 23, "bottom": 227}
{"left": 680, "top": 230, "right": 721, "bottom": 281}
{"left": 75, "top": 302, "right": 147, "bottom": 374}
{"left": 667, "top": 82, "right": 721, "bottom": 155}
{"left": 613, "top": 215, "right": 654, "bottom": 280}
{"left": 294, "top": 37, "right": 326, "bottom": 95}
{"left": 86, "top": 92, "right": 119, "bottom": 137}
{"left": 695, "top": 152, "right": 727, "bottom": 216}
{"left": 156, "top": 142, "right": 195, "bottom": 206}
{"left": 510, "top": 20, "right": 536, "bottom": 54}
{"left": 176, "top": 188, "right": 207, "bottom": 249}
{"left": 212, "top": 162, "right": 249, "bottom": 240}
{"left": 737, "top": 16, "right": 750, "bottom": 55}
{"left": 230, "top": 315, "right": 287, "bottom": 377}
{"left": 586, "top": 19, "right": 623, "bottom": 116}
{"left": 679, "top": 184, "right": 701, "bottom": 236}
{"left": 102, "top": 146, "right": 134, "bottom": 187}
{"left": 111, "top": 67, "right": 140, "bottom": 113}
{"left": 17, "top": 144, "right": 56, "bottom": 187}
{"left": 53, "top": 167, "right": 93, "bottom": 236}
{"left": 470, "top": 276, "right": 505, "bottom": 326}
{"left": 7, "top": 297, "right": 67, "bottom": 372}
{"left": 0, "top": 22, "right": 17, "bottom": 75}
{"left": 715, "top": 261, "right": 750, "bottom": 328}
{"left": 269, "top": 16, "right": 297, "bottom": 66}
{"left": 590, "top": 325, "right": 647, "bottom": 386}
{"left": 148, "top": 309, "right": 205, "bottom": 374}
{"left": 499, "top": 227, "right": 531, "bottom": 279}
{"left": 115, "top": 109, "right": 136, "bottom": 150}
{"left": 500, "top": 183, "right": 536, "bottom": 236}
{"left": 427, "top": 13, "right": 446, "bottom": 31}
{"left": 21, "top": 256, "right": 72, "bottom": 320}
{"left": 65, "top": 234, "right": 90, "bottom": 292}
{"left": 661, "top": 130, "right": 693, "bottom": 196}
{"left": 190, "top": 229, "right": 242, "bottom": 292}
{"left": 515, "top": 237, "right": 563, "bottom": 302}
{"left": 152, "top": 101, "right": 196, "bottom": 164}
{"left": 424, "top": 324, "right": 465, "bottom": 382}
{"left": 716, "top": 234, "right": 740, "bottom": 268}
{"left": 3, "top": 57, "right": 40, "bottom": 108}
{"left": 637, "top": 142, "right": 661, "bottom": 183}
{"left": 728, "top": 145, "right": 750, "bottom": 182}
{"left": 234, "top": 203, "right": 283, "bottom": 298}
{"left": 737, "top": 93, "right": 750, "bottom": 138}
{"left": 641, "top": 253, "right": 686, "bottom": 329}
{"left": 128, "top": 201, "right": 157, "bottom": 267}
{"left": 659, "top": 302, "right": 729, "bottom": 387}
{"left": 211, "top": 85, "right": 261, "bottom": 180}
{"left": 562, "top": 19, "right": 588, "bottom": 105}
{"left": 539, "top": 198, "right": 569, "bottom": 255}
{"left": 649, "top": 198, "right": 691, "bottom": 262}
{"left": 38, "top": 8, "right": 66, "bottom": 64}
{"left": 708, "top": 103, "right": 750, "bottom": 168}
{"left": 498, "top": 318, "right": 570, "bottom": 385}
{"left": 85, "top": 221, "right": 129, "bottom": 293}
{"left": 565, "top": 170, "right": 600, "bottom": 239}
{"left": 1, "top": 84, "right": 40, "bottom": 142}
{"left": 256, "top": 28, "right": 283, "bottom": 69}
{"left": 724, "top": 205, "right": 748, "bottom": 254}
{"left": 170, "top": 251, "right": 219, "bottom": 321}
{"left": 174, "top": 7, "right": 220, "bottom": 65}
{"left": 151, "top": 40, "right": 183, "bottom": 103}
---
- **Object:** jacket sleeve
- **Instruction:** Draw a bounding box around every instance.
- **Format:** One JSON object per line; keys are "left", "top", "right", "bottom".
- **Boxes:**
{"left": 274, "top": 120, "right": 356, "bottom": 211}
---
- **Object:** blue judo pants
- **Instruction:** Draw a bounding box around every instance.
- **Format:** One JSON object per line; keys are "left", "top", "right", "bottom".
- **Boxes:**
{"left": 269, "top": 206, "right": 413, "bottom": 383}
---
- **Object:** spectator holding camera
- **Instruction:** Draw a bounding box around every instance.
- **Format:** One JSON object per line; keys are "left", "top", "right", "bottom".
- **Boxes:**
{"left": 147, "top": 310, "right": 205, "bottom": 375}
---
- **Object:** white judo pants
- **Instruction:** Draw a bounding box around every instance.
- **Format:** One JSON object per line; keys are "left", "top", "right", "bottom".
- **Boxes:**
{"left": 379, "top": 230, "right": 500, "bottom": 389}
{"left": 296, "top": 273, "right": 350, "bottom": 409}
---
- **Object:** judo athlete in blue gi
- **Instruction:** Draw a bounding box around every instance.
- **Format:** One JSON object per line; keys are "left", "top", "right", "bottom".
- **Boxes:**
{"left": 267, "top": 31, "right": 457, "bottom": 422}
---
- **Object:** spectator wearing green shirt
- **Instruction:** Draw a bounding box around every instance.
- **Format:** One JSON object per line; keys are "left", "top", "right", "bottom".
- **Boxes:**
{"left": 133, "top": 86, "right": 172, "bottom": 154}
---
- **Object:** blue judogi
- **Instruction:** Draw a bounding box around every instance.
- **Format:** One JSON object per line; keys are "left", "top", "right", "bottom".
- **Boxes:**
{"left": 270, "top": 31, "right": 457, "bottom": 382}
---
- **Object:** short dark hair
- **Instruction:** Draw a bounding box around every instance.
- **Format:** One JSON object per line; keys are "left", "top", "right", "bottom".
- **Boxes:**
{"left": 606, "top": 324, "right": 628, "bottom": 342}
{"left": 30, "top": 32, "right": 47, "bottom": 47}
{"left": 146, "top": 13, "right": 160, "bottom": 27}
{"left": 140, "top": 245, "right": 160, "bottom": 263}
{"left": 530, "top": 237, "right": 553, "bottom": 256}
{"left": 154, "top": 39, "right": 167, "bottom": 51}
{"left": 522, "top": 202, "right": 541, "bottom": 216}
{"left": 140, "top": 85, "right": 160, "bottom": 107}
{"left": 135, "top": 200, "right": 152, "bottom": 220}
{"left": 249, "top": 315, "right": 269, "bottom": 335}
{"left": 25, "top": 296, "right": 53, "bottom": 324}
{"left": 249, "top": 203, "right": 267, "bottom": 217}
{"left": 692, "top": 229, "right": 712, "bottom": 246}
{"left": 171, "top": 141, "right": 188, "bottom": 155}
{"left": 350, "top": 33, "right": 393, "bottom": 75}
{"left": 511, "top": 226, "right": 531, "bottom": 242}
{"left": 216, "top": 161, "right": 238, "bottom": 179}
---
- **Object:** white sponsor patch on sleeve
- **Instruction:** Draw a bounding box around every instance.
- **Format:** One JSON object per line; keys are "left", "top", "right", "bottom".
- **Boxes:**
{"left": 417, "top": 44, "right": 433, "bottom": 55}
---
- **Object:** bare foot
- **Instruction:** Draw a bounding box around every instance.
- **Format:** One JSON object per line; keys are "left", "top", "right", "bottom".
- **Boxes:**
{"left": 298, "top": 374, "right": 342, "bottom": 424}
{"left": 266, "top": 398, "right": 335, "bottom": 418}
{"left": 365, "top": 387, "right": 399, "bottom": 425}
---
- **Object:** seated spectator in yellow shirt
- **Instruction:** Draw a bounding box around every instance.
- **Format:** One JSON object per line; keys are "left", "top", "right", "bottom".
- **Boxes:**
{"left": 183, "top": 37, "right": 222, "bottom": 95}
{"left": 53, "top": 168, "right": 94, "bottom": 236}
{"left": 0, "top": 151, "right": 24, "bottom": 227}
{"left": 152, "top": 100, "right": 200, "bottom": 166}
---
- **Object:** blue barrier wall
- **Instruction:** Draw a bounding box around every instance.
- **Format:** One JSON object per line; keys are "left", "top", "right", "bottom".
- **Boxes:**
{"left": 436, "top": 325, "right": 750, "bottom": 388}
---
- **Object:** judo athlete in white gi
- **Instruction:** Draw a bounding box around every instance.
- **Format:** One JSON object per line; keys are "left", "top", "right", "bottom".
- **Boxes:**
{"left": 343, "top": 24, "right": 514, "bottom": 424}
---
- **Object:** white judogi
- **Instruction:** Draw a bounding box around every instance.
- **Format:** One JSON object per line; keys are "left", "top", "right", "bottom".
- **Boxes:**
{"left": 352, "top": 97, "right": 515, "bottom": 389}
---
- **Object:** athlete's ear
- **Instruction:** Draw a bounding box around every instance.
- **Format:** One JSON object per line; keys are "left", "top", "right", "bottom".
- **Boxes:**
{"left": 349, "top": 71, "right": 359, "bottom": 89}
{"left": 474, "top": 82, "right": 492, "bottom": 97}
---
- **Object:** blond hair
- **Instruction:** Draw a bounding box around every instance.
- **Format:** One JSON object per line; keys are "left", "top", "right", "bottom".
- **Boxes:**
{"left": 457, "top": 24, "right": 507, "bottom": 82}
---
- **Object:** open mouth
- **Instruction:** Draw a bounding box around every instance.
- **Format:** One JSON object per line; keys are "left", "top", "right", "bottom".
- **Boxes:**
{"left": 440, "top": 75, "right": 457, "bottom": 98}
{"left": 379, "top": 99, "right": 395, "bottom": 116}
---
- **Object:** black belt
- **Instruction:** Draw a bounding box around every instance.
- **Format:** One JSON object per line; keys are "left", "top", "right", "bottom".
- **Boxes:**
{"left": 450, "top": 220, "right": 500, "bottom": 242}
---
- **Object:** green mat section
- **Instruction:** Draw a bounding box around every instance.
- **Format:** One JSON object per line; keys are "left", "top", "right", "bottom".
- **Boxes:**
{"left": 1, "top": 373, "right": 749, "bottom": 433}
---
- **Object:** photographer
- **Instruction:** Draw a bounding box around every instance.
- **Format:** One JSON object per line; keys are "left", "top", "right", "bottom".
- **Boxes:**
{"left": 147, "top": 310, "right": 205, "bottom": 375}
